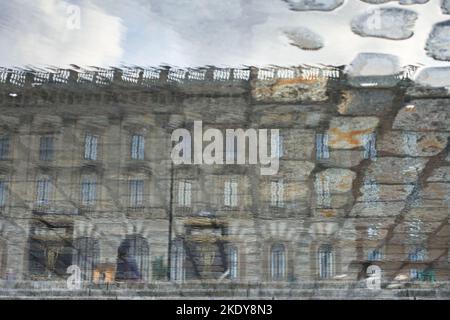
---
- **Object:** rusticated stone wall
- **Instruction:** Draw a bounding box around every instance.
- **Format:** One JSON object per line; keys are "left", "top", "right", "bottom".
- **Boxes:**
{"left": 0, "top": 65, "right": 448, "bottom": 299}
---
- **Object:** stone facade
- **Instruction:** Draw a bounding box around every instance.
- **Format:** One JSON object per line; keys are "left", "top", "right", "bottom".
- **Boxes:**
{"left": 0, "top": 66, "right": 449, "bottom": 298}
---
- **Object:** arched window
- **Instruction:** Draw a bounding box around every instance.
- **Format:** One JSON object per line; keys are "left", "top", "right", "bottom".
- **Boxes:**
{"left": 368, "top": 249, "right": 382, "bottom": 262}
{"left": 115, "top": 235, "right": 149, "bottom": 281}
{"left": 73, "top": 237, "right": 99, "bottom": 283}
{"left": 318, "top": 245, "right": 334, "bottom": 279}
{"left": 170, "top": 239, "right": 184, "bottom": 282}
{"left": 270, "top": 244, "right": 286, "bottom": 281}
{"left": 228, "top": 246, "right": 238, "bottom": 280}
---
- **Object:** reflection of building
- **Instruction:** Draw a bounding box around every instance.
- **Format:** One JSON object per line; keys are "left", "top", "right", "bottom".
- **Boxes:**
{"left": 0, "top": 66, "right": 449, "bottom": 297}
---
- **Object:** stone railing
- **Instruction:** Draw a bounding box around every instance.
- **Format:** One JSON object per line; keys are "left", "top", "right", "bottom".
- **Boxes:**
{"left": 0, "top": 65, "right": 348, "bottom": 88}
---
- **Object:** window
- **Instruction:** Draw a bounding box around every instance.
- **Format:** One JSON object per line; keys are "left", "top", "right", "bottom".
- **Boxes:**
{"left": 315, "top": 174, "right": 331, "bottom": 208}
{"left": 115, "top": 235, "right": 149, "bottom": 281}
{"left": 362, "top": 176, "right": 379, "bottom": 206}
{"left": 0, "top": 181, "right": 7, "bottom": 207}
{"left": 81, "top": 177, "right": 96, "bottom": 206}
{"left": 367, "top": 225, "right": 380, "bottom": 240}
{"left": 403, "top": 132, "right": 418, "bottom": 155}
{"left": 129, "top": 179, "right": 144, "bottom": 208}
{"left": 73, "top": 237, "right": 99, "bottom": 283}
{"left": 228, "top": 246, "right": 238, "bottom": 280}
{"left": 178, "top": 180, "right": 191, "bottom": 207}
{"left": 363, "top": 132, "right": 377, "bottom": 160}
{"left": 408, "top": 219, "right": 424, "bottom": 240}
{"left": 170, "top": 239, "right": 185, "bottom": 282}
{"left": 131, "top": 135, "right": 145, "bottom": 160}
{"left": 36, "top": 178, "right": 51, "bottom": 206}
{"left": 84, "top": 134, "right": 98, "bottom": 160}
{"left": 318, "top": 245, "right": 334, "bottom": 279}
{"left": 39, "top": 135, "right": 54, "bottom": 161}
{"left": 410, "top": 268, "right": 421, "bottom": 280}
{"left": 270, "top": 244, "right": 286, "bottom": 281}
{"left": 272, "top": 134, "right": 283, "bottom": 158}
{"left": 271, "top": 180, "right": 284, "bottom": 207}
{"left": 316, "top": 133, "right": 329, "bottom": 160}
{"left": 0, "top": 239, "right": 5, "bottom": 278}
{"left": 225, "top": 139, "right": 236, "bottom": 162}
{"left": 0, "top": 135, "right": 10, "bottom": 160}
{"left": 368, "top": 249, "right": 382, "bottom": 261}
{"left": 408, "top": 246, "right": 426, "bottom": 262}
{"left": 224, "top": 179, "right": 238, "bottom": 207}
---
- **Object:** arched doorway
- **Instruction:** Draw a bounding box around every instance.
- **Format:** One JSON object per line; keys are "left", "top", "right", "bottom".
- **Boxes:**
{"left": 115, "top": 235, "right": 149, "bottom": 282}
{"left": 73, "top": 237, "right": 99, "bottom": 283}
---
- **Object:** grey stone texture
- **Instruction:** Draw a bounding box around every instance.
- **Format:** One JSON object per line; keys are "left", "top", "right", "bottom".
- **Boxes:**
{"left": 393, "top": 99, "right": 450, "bottom": 131}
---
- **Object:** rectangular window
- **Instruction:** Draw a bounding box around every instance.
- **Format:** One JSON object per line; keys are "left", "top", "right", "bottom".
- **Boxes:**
{"left": 316, "top": 133, "right": 329, "bottom": 160}
{"left": 224, "top": 179, "right": 238, "bottom": 207}
{"left": 410, "top": 269, "right": 421, "bottom": 280}
{"left": 170, "top": 241, "right": 185, "bottom": 282}
{"left": 81, "top": 178, "right": 96, "bottom": 206}
{"left": 129, "top": 179, "right": 144, "bottom": 208}
{"left": 225, "top": 139, "right": 236, "bottom": 163}
{"left": 409, "top": 247, "right": 426, "bottom": 262}
{"left": 36, "top": 178, "right": 51, "bottom": 206}
{"left": 131, "top": 135, "right": 145, "bottom": 160}
{"left": 403, "top": 132, "right": 418, "bottom": 155}
{"left": 228, "top": 246, "right": 238, "bottom": 280}
{"left": 0, "top": 181, "right": 7, "bottom": 207}
{"left": 39, "top": 135, "right": 54, "bottom": 161}
{"left": 271, "top": 180, "right": 284, "bottom": 207}
{"left": 178, "top": 180, "right": 192, "bottom": 207}
{"left": 272, "top": 134, "right": 283, "bottom": 158}
{"left": 363, "top": 132, "right": 377, "bottom": 160}
{"left": 368, "top": 249, "right": 382, "bottom": 261}
{"left": 315, "top": 174, "right": 331, "bottom": 208}
{"left": 84, "top": 134, "right": 98, "bottom": 160}
{"left": 0, "top": 135, "right": 10, "bottom": 160}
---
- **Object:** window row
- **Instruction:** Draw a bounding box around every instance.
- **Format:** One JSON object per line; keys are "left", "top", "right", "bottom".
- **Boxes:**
{"left": 19, "top": 236, "right": 437, "bottom": 283}
{"left": 0, "top": 132, "right": 378, "bottom": 162}
{"left": 0, "top": 133, "right": 146, "bottom": 161}
{"left": 170, "top": 243, "right": 338, "bottom": 282}
{"left": 34, "top": 178, "right": 147, "bottom": 208}
{"left": 0, "top": 177, "right": 388, "bottom": 210}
